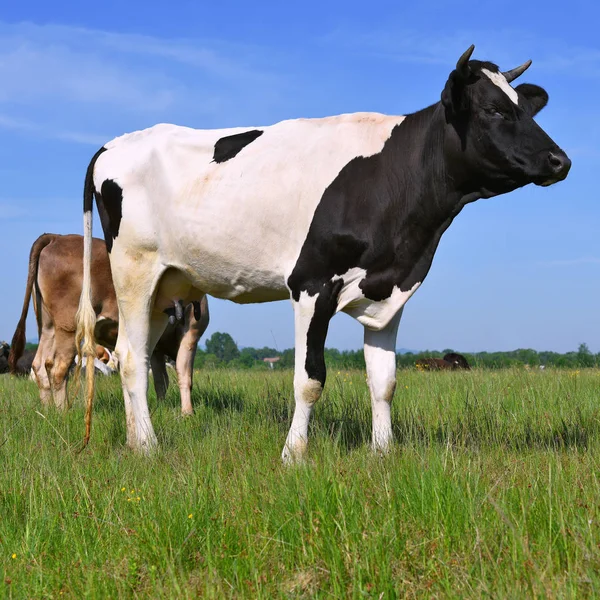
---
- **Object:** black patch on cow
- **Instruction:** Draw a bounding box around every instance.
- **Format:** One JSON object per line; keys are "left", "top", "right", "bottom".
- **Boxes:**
{"left": 304, "top": 279, "right": 343, "bottom": 386}
{"left": 212, "top": 130, "right": 263, "bottom": 163}
{"left": 287, "top": 103, "right": 461, "bottom": 303}
{"left": 84, "top": 146, "right": 107, "bottom": 213}
{"left": 95, "top": 179, "right": 123, "bottom": 253}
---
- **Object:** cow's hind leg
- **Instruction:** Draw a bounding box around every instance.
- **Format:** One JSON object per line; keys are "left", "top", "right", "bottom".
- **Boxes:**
{"left": 114, "top": 299, "right": 169, "bottom": 453}
{"left": 32, "top": 329, "right": 53, "bottom": 407}
{"left": 176, "top": 299, "right": 209, "bottom": 416}
{"left": 364, "top": 309, "right": 402, "bottom": 453}
{"left": 282, "top": 281, "right": 342, "bottom": 463}
{"left": 50, "top": 329, "right": 76, "bottom": 410}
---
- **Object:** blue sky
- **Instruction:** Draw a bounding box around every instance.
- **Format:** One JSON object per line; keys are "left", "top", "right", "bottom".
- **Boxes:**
{"left": 0, "top": 0, "right": 598, "bottom": 353}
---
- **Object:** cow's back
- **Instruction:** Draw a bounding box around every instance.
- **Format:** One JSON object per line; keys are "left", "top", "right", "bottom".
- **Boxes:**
{"left": 94, "top": 114, "right": 405, "bottom": 303}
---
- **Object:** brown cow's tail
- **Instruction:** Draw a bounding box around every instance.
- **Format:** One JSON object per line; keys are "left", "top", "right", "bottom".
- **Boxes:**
{"left": 75, "top": 146, "right": 106, "bottom": 450}
{"left": 8, "top": 234, "right": 56, "bottom": 373}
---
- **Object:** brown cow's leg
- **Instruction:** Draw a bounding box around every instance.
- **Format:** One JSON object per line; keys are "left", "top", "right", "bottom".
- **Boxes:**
{"left": 50, "top": 330, "right": 76, "bottom": 410}
{"left": 32, "top": 330, "right": 53, "bottom": 407}
{"left": 176, "top": 299, "right": 209, "bottom": 416}
{"left": 176, "top": 343, "right": 195, "bottom": 416}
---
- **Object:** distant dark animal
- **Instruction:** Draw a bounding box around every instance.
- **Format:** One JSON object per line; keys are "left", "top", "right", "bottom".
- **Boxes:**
{"left": 416, "top": 352, "right": 470, "bottom": 371}
{"left": 443, "top": 352, "right": 470, "bottom": 369}
{"left": 76, "top": 45, "right": 570, "bottom": 457}
{"left": 9, "top": 233, "right": 209, "bottom": 412}
{"left": 0, "top": 342, "right": 33, "bottom": 376}
{"left": 0, "top": 342, "right": 9, "bottom": 374}
{"left": 14, "top": 349, "right": 36, "bottom": 377}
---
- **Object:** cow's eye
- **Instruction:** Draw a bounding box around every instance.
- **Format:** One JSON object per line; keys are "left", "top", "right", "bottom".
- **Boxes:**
{"left": 484, "top": 107, "right": 504, "bottom": 118}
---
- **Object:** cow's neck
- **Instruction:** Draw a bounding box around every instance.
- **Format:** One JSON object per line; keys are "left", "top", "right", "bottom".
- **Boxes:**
{"left": 358, "top": 103, "right": 480, "bottom": 299}
{"left": 385, "top": 102, "right": 477, "bottom": 219}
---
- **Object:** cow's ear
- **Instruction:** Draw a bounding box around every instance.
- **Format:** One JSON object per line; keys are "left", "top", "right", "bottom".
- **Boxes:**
{"left": 515, "top": 83, "right": 548, "bottom": 117}
{"left": 441, "top": 45, "right": 475, "bottom": 115}
{"left": 441, "top": 71, "right": 468, "bottom": 114}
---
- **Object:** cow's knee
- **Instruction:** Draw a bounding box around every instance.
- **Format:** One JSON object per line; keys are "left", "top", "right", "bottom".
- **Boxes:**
{"left": 32, "top": 362, "right": 52, "bottom": 407}
{"left": 51, "top": 362, "right": 71, "bottom": 410}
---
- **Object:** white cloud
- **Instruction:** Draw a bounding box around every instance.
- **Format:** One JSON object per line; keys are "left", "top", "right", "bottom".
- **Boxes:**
{"left": 0, "top": 21, "right": 279, "bottom": 112}
{"left": 0, "top": 20, "right": 286, "bottom": 145}
{"left": 322, "top": 26, "right": 600, "bottom": 77}
{"left": 0, "top": 33, "right": 179, "bottom": 111}
{"left": 0, "top": 201, "right": 35, "bottom": 220}
{"left": 539, "top": 257, "right": 600, "bottom": 267}
{"left": 0, "top": 112, "right": 106, "bottom": 145}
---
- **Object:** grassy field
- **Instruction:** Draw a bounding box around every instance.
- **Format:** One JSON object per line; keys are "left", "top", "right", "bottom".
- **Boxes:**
{"left": 1, "top": 367, "right": 600, "bottom": 598}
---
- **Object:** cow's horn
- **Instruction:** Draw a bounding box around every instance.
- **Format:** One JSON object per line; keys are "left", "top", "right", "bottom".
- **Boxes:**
{"left": 456, "top": 44, "right": 475, "bottom": 74}
{"left": 502, "top": 59, "right": 532, "bottom": 83}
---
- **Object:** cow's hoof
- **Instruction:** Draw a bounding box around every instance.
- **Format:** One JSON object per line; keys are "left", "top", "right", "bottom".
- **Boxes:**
{"left": 281, "top": 441, "right": 307, "bottom": 466}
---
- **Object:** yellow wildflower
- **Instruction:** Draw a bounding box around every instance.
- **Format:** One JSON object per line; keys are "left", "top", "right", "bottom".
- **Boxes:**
{"left": 11, "top": 554, "right": 16, "bottom": 559}
{"left": 188, "top": 514, "right": 193, "bottom": 519}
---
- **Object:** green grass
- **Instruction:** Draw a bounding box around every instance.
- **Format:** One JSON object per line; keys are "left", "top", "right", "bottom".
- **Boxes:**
{"left": 1, "top": 367, "right": 600, "bottom": 598}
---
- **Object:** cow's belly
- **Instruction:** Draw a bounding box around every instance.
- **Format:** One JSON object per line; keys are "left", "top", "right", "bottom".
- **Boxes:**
{"left": 151, "top": 212, "right": 296, "bottom": 302}
{"left": 170, "top": 257, "right": 291, "bottom": 303}
{"left": 142, "top": 179, "right": 315, "bottom": 302}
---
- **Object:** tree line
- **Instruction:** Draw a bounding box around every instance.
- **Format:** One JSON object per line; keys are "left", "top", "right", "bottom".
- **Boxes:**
{"left": 195, "top": 333, "right": 599, "bottom": 370}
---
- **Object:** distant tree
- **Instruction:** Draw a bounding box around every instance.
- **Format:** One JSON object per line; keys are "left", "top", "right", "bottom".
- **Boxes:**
{"left": 205, "top": 332, "right": 240, "bottom": 363}
{"left": 193, "top": 348, "right": 207, "bottom": 369}
{"left": 279, "top": 349, "right": 295, "bottom": 369}
{"left": 577, "top": 343, "right": 595, "bottom": 367}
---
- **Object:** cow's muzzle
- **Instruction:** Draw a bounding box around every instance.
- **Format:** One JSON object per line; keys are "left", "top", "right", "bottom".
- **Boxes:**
{"left": 539, "top": 149, "right": 571, "bottom": 186}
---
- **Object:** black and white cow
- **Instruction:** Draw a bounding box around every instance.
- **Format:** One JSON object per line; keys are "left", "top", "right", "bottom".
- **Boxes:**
{"left": 76, "top": 46, "right": 570, "bottom": 458}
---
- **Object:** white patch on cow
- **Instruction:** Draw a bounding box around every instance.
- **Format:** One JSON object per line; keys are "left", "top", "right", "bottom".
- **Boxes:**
{"left": 332, "top": 266, "right": 367, "bottom": 306}
{"left": 481, "top": 69, "right": 519, "bottom": 105}
{"left": 339, "top": 280, "right": 420, "bottom": 331}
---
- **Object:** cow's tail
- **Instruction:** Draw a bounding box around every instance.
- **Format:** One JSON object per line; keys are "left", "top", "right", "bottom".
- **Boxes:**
{"left": 8, "top": 234, "right": 56, "bottom": 373}
{"left": 75, "top": 146, "right": 106, "bottom": 450}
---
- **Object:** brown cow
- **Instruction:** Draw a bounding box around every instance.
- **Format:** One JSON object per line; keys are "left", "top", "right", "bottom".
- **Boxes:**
{"left": 416, "top": 352, "right": 471, "bottom": 371}
{"left": 9, "top": 234, "right": 209, "bottom": 413}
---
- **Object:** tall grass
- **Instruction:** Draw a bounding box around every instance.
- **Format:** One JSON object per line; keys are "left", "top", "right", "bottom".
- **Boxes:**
{"left": 1, "top": 368, "right": 599, "bottom": 598}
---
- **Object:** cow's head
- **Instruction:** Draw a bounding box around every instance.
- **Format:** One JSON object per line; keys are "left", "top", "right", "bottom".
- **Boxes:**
{"left": 441, "top": 45, "right": 571, "bottom": 198}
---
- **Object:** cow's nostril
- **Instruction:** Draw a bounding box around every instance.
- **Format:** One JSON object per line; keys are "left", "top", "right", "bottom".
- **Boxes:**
{"left": 548, "top": 152, "right": 562, "bottom": 168}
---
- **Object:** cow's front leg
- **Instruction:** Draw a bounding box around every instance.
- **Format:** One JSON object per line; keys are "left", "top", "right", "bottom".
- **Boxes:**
{"left": 364, "top": 308, "right": 402, "bottom": 453}
{"left": 282, "top": 281, "right": 342, "bottom": 463}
